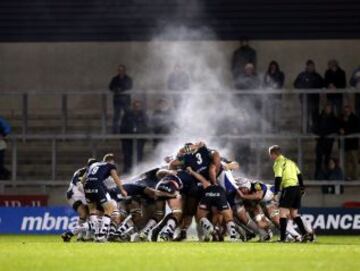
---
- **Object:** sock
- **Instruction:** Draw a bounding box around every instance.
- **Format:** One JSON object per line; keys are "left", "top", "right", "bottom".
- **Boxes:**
{"left": 246, "top": 219, "right": 260, "bottom": 233}
{"left": 294, "top": 216, "right": 307, "bottom": 235}
{"left": 196, "top": 222, "right": 204, "bottom": 241}
{"left": 117, "top": 215, "right": 134, "bottom": 235}
{"left": 72, "top": 222, "right": 90, "bottom": 236}
{"left": 89, "top": 214, "right": 99, "bottom": 236}
{"left": 163, "top": 218, "right": 177, "bottom": 238}
{"left": 226, "top": 221, "right": 237, "bottom": 238}
{"left": 109, "top": 222, "right": 117, "bottom": 238}
{"left": 141, "top": 219, "right": 157, "bottom": 236}
{"left": 286, "top": 221, "right": 301, "bottom": 238}
{"left": 280, "top": 218, "right": 287, "bottom": 241}
{"left": 99, "top": 215, "right": 111, "bottom": 239}
{"left": 199, "top": 217, "right": 214, "bottom": 236}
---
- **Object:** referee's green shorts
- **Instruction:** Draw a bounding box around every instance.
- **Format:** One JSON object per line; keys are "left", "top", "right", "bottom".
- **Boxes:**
{"left": 279, "top": 186, "right": 302, "bottom": 209}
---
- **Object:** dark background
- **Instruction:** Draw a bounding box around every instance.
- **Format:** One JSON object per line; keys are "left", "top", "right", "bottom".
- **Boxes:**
{"left": 1, "top": 0, "right": 360, "bottom": 41}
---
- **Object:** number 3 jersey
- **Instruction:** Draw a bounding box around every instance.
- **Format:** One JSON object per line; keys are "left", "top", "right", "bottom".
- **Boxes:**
{"left": 179, "top": 146, "right": 213, "bottom": 180}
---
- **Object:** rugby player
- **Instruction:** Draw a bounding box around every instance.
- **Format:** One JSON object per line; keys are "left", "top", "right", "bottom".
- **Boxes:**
{"left": 237, "top": 178, "right": 302, "bottom": 241}
{"left": 187, "top": 167, "right": 239, "bottom": 241}
{"left": 168, "top": 142, "right": 222, "bottom": 240}
{"left": 61, "top": 158, "right": 97, "bottom": 242}
{"left": 83, "top": 153, "right": 127, "bottom": 242}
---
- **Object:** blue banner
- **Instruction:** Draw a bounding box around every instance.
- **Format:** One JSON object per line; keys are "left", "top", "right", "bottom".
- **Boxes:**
{"left": 301, "top": 208, "right": 360, "bottom": 235}
{"left": 0, "top": 207, "right": 77, "bottom": 234}
{"left": 0, "top": 207, "right": 359, "bottom": 234}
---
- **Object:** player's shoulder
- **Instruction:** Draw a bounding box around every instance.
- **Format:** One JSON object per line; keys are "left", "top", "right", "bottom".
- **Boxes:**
{"left": 74, "top": 167, "right": 86, "bottom": 177}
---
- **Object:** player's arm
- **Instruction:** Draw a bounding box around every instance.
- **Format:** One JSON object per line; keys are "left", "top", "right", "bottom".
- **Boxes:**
{"left": 186, "top": 167, "right": 211, "bottom": 188}
{"left": 169, "top": 158, "right": 184, "bottom": 170}
{"left": 223, "top": 161, "right": 240, "bottom": 171}
{"left": 209, "top": 150, "right": 221, "bottom": 185}
{"left": 110, "top": 169, "right": 127, "bottom": 197}
{"left": 237, "top": 189, "right": 263, "bottom": 201}
{"left": 156, "top": 168, "right": 177, "bottom": 179}
{"left": 273, "top": 162, "right": 283, "bottom": 195}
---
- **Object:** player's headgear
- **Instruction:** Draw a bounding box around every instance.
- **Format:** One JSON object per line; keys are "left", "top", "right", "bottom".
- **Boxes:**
{"left": 183, "top": 143, "right": 193, "bottom": 154}
{"left": 236, "top": 177, "right": 251, "bottom": 190}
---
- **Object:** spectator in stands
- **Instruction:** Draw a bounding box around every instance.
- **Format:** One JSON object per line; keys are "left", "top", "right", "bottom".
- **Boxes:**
{"left": 167, "top": 64, "right": 190, "bottom": 108}
{"left": 151, "top": 98, "right": 175, "bottom": 146}
{"left": 120, "top": 100, "right": 148, "bottom": 173}
{"left": 0, "top": 117, "right": 11, "bottom": 180}
{"left": 263, "top": 61, "right": 285, "bottom": 132}
{"left": 232, "top": 38, "right": 257, "bottom": 84}
{"left": 234, "top": 63, "right": 261, "bottom": 90}
{"left": 234, "top": 63, "right": 261, "bottom": 131}
{"left": 320, "top": 158, "right": 344, "bottom": 194}
{"left": 109, "top": 64, "right": 133, "bottom": 134}
{"left": 294, "top": 60, "right": 324, "bottom": 133}
{"left": 349, "top": 66, "right": 360, "bottom": 116}
{"left": 339, "top": 105, "right": 360, "bottom": 180}
{"left": 313, "top": 104, "right": 339, "bottom": 179}
{"left": 324, "top": 59, "right": 346, "bottom": 115}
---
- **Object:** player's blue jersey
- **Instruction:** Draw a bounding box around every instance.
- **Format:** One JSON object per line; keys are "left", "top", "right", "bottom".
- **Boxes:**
{"left": 85, "top": 162, "right": 116, "bottom": 184}
{"left": 135, "top": 167, "right": 160, "bottom": 188}
{"left": 161, "top": 174, "right": 183, "bottom": 190}
{"left": 70, "top": 167, "right": 86, "bottom": 186}
{"left": 180, "top": 146, "right": 213, "bottom": 179}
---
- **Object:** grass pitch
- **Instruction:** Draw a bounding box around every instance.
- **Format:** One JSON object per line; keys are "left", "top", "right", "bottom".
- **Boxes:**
{"left": 0, "top": 235, "right": 360, "bottom": 271}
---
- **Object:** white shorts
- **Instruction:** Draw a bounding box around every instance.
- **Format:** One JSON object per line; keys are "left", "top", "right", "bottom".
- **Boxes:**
{"left": 67, "top": 186, "right": 87, "bottom": 208}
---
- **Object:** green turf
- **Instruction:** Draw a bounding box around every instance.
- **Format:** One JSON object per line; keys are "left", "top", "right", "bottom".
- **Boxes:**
{"left": 1, "top": 235, "right": 360, "bottom": 271}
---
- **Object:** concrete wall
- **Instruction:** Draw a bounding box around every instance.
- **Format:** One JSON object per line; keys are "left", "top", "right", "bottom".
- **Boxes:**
{"left": 0, "top": 40, "right": 359, "bottom": 92}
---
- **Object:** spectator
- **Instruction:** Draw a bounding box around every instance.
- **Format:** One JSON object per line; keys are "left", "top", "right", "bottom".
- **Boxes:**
{"left": 0, "top": 117, "right": 11, "bottom": 180}
{"left": 109, "top": 64, "right": 133, "bottom": 134}
{"left": 349, "top": 66, "right": 360, "bottom": 116}
{"left": 294, "top": 60, "right": 324, "bottom": 133}
{"left": 231, "top": 38, "right": 257, "bottom": 83}
{"left": 167, "top": 64, "right": 190, "bottom": 91}
{"left": 151, "top": 99, "right": 175, "bottom": 146}
{"left": 263, "top": 61, "right": 285, "bottom": 132}
{"left": 320, "top": 158, "right": 344, "bottom": 194}
{"left": 234, "top": 63, "right": 261, "bottom": 90}
{"left": 339, "top": 105, "right": 360, "bottom": 180}
{"left": 120, "top": 100, "right": 148, "bottom": 173}
{"left": 234, "top": 63, "right": 261, "bottom": 131}
{"left": 313, "top": 104, "right": 339, "bottom": 179}
{"left": 324, "top": 59, "right": 346, "bottom": 115}
{"left": 167, "top": 64, "right": 190, "bottom": 108}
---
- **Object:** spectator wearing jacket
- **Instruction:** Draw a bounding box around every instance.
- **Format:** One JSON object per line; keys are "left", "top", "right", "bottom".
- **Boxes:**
{"left": 263, "top": 60, "right": 285, "bottom": 132}
{"left": 294, "top": 60, "right": 324, "bottom": 133}
{"left": 109, "top": 64, "right": 133, "bottom": 133}
{"left": 339, "top": 105, "right": 360, "bottom": 180}
{"left": 120, "top": 100, "right": 148, "bottom": 173}
{"left": 349, "top": 66, "right": 360, "bottom": 116}
{"left": 313, "top": 104, "right": 339, "bottom": 179}
{"left": 0, "top": 117, "right": 11, "bottom": 180}
{"left": 324, "top": 59, "right": 346, "bottom": 115}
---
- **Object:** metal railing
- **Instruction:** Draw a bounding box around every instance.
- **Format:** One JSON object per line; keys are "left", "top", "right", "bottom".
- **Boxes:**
{"left": 1, "top": 88, "right": 359, "bottom": 136}
{"left": 1, "top": 89, "right": 360, "bottom": 183}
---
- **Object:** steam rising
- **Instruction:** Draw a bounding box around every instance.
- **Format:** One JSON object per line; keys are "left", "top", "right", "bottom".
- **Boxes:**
{"left": 130, "top": 4, "right": 267, "bottom": 178}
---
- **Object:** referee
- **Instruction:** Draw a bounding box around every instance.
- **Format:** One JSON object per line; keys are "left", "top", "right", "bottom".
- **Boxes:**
{"left": 269, "top": 145, "right": 313, "bottom": 242}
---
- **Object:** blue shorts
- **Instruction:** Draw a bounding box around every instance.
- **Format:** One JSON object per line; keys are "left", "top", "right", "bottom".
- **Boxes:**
{"left": 84, "top": 181, "right": 111, "bottom": 205}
